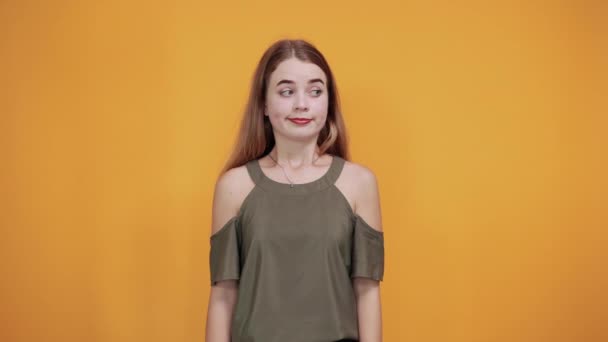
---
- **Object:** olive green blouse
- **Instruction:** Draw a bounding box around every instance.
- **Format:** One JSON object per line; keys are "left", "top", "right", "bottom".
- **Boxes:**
{"left": 209, "top": 155, "right": 385, "bottom": 341}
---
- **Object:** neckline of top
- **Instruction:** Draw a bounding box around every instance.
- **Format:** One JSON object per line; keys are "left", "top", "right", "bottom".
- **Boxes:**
{"left": 251, "top": 154, "right": 344, "bottom": 195}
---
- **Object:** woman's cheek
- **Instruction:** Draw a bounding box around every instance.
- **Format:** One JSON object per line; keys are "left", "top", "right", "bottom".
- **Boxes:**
{"left": 313, "top": 98, "right": 329, "bottom": 114}
{"left": 276, "top": 101, "right": 294, "bottom": 115}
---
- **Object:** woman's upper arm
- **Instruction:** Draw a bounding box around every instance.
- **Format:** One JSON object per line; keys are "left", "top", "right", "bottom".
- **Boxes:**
{"left": 354, "top": 166, "right": 383, "bottom": 234}
{"left": 211, "top": 168, "right": 244, "bottom": 237}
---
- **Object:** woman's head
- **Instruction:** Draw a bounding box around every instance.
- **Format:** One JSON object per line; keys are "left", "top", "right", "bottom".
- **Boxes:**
{"left": 221, "top": 39, "right": 350, "bottom": 174}
{"left": 264, "top": 57, "right": 328, "bottom": 145}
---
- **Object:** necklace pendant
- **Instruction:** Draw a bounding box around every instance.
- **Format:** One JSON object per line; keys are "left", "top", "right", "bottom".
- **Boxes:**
{"left": 290, "top": 184, "right": 294, "bottom": 188}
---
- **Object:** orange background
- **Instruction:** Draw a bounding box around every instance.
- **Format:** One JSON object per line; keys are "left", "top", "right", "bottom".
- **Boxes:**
{"left": 0, "top": 0, "right": 606, "bottom": 341}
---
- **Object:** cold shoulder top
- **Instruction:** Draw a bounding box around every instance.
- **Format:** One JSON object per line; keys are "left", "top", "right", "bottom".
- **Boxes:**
{"left": 209, "top": 154, "right": 385, "bottom": 342}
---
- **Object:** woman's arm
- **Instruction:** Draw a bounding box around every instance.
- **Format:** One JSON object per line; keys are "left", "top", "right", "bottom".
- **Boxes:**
{"left": 353, "top": 278, "right": 382, "bottom": 342}
{"left": 205, "top": 280, "right": 238, "bottom": 342}
{"left": 352, "top": 167, "right": 384, "bottom": 342}
{"left": 205, "top": 170, "right": 243, "bottom": 341}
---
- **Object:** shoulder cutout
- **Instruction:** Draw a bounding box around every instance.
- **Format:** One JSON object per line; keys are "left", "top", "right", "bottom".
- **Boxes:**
{"left": 211, "top": 164, "right": 255, "bottom": 236}
{"left": 352, "top": 163, "right": 383, "bottom": 233}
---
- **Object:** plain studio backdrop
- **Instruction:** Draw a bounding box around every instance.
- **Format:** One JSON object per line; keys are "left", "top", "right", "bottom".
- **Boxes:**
{"left": 0, "top": 0, "right": 606, "bottom": 341}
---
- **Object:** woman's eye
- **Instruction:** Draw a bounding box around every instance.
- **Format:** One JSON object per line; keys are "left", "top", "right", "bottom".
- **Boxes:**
{"left": 280, "top": 89, "right": 323, "bottom": 96}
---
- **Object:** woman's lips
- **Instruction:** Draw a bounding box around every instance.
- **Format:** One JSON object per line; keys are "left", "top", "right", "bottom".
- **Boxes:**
{"left": 288, "top": 118, "right": 312, "bottom": 125}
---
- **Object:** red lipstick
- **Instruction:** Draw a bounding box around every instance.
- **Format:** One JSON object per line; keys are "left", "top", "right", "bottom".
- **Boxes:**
{"left": 288, "top": 118, "right": 312, "bottom": 125}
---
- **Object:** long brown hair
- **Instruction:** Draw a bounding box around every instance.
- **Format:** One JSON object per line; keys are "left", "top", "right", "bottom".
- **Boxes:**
{"left": 219, "top": 39, "right": 350, "bottom": 176}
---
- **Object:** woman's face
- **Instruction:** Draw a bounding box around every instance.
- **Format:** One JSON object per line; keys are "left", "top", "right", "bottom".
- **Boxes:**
{"left": 265, "top": 57, "right": 329, "bottom": 141}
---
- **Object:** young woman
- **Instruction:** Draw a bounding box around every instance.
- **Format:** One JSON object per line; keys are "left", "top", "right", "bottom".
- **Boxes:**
{"left": 205, "top": 39, "right": 385, "bottom": 342}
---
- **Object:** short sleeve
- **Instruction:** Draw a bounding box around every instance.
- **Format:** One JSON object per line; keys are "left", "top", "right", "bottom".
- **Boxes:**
{"left": 209, "top": 216, "right": 241, "bottom": 286}
{"left": 350, "top": 215, "right": 385, "bottom": 281}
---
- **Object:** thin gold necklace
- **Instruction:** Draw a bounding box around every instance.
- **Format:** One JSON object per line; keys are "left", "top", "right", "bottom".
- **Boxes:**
{"left": 267, "top": 152, "right": 322, "bottom": 188}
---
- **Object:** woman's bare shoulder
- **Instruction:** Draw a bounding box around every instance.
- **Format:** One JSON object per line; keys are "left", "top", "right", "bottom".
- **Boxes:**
{"left": 211, "top": 163, "right": 255, "bottom": 235}
{"left": 216, "top": 163, "right": 252, "bottom": 189}
{"left": 340, "top": 159, "right": 382, "bottom": 232}
{"left": 334, "top": 159, "right": 378, "bottom": 215}
{"left": 341, "top": 159, "right": 378, "bottom": 185}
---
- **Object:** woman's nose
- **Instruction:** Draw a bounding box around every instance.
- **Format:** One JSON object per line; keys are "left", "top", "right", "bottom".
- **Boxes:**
{"left": 295, "top": 105, "right": 309, "bottom": 112}
{"left": 294, "top": 94, "right": 309, "bottom": 112}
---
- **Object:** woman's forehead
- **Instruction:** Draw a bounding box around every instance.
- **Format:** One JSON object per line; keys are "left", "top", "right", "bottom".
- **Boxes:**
{"left": 270, "top": 58, "right": 326, "bottom": 84}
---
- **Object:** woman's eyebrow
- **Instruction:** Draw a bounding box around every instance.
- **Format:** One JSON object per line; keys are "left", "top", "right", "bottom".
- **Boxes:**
{"left": 276, "top": 78, "right": 325, "bottom": 87}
